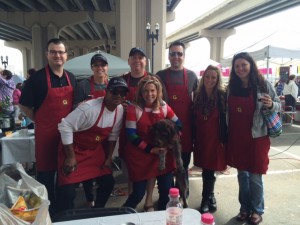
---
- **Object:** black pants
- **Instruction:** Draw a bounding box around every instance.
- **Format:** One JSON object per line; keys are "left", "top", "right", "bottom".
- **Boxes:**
{"left": 56, "top": 174, "right": 115, "bottom": 213}
{"left": 36, "top": 171, "right": 57, "bottom": 216}
{"left": 285, "top": 94, "right": 296, "bottom": 110}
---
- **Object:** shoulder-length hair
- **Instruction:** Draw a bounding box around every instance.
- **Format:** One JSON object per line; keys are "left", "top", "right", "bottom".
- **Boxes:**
{"left": 228, "top": 52, "right": 266, "bottom": 94}
{"left": 134, "top": 76, "right": 163, "bottom": 110}
{"left": 193, "top": 65, "right": 226, "bottom": 114}
{"left": 286, "top": 74, "right": 296, "bottom": 84}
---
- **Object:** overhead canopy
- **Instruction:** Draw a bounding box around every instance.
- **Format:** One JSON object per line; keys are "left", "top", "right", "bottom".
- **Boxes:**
{"left": 221, "top": 45, "right": 300, "bottom": 68}
{"left": 65, "top": 51, "right": 130, "bottom": 79}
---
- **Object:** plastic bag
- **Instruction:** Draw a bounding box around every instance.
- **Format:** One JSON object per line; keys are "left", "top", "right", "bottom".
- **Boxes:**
{"left": 0, "top": 163, "right": 52, "bottom": 225}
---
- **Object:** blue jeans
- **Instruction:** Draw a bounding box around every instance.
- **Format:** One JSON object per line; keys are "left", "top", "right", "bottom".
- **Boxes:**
{"left": 237, "top": 170, "right": 264, "bottom": 215}
{"left": 123, "top": 172, "right": 173, "bottom": 210}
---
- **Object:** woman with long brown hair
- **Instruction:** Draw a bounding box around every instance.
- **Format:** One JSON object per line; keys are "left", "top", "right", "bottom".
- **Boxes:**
{"left": 193, "top": 65, "right": 227, "bottom": 213}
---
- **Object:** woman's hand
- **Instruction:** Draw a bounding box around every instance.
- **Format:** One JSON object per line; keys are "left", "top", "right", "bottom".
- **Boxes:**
{"left": 63, "top": 156, "right": 77, "bottom": 175}
{"left": 261, "top": 94, "right": 273, "bottom": 109}
{"left": 102, "top": 158, "right": 112, "bottom": 169}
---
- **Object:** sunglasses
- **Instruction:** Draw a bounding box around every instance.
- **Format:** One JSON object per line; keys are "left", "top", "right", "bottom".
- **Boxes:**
{"left": 108, "top": 89, "right": 127, "bottom": 97}
{"left": 93, "top": 63, "right": 107, "bottom": 68}
{"left": 169, "top": 51, "right": 184, "bottom": 57}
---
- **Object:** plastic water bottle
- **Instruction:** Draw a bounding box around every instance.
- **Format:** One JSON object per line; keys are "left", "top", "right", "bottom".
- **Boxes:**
{"left": 201, "top": 213, "right": 215, "bottom": 225}
{"left": 166, "top": 188, "right": 183, "bottom": 225}
{"left": 21, "top": 117, "right": 27, "bottom": 128}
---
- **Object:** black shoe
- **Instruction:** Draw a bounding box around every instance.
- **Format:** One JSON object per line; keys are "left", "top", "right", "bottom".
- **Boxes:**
{"left": 199, "top": 198, "right": 209, "bottom": 214}
{"left": 208, "top": 195, "right": 217, "bottom": 212}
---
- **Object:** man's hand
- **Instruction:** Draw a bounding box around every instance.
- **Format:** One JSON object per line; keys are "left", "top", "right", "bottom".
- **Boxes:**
{"left": 62, "top": 156, "right": 77, "bottom": 175}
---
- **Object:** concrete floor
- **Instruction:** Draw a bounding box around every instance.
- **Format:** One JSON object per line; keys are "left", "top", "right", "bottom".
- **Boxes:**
{"left": 74, "top": 122, "right": 300, "bottom": 225}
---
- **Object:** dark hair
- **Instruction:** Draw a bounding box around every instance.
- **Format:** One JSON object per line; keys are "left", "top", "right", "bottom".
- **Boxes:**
{"left": 228, "top": 52, "right": 266, "bottom": 95}
{"left": 27, "top": 68, "right": 36, "bottom": 77}
{"left": 16, "top": 83, "right": 23, "bottom": 90}
{"left": 169, "top": 41, "right": 185, "bottom": 51}
{"left": 2, "top": 69, "right": 13, "bottom": 80}
{"left": 46, "top": 38, "right": 67, "bottom": 52}
{"left": 286, "top": 74, "right": 296, "bottom": 84}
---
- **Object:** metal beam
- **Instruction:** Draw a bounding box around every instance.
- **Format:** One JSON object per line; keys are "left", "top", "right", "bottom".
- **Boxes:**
{"left": 102, "top": 24, "right": 111, "bottom": 39}
{"left": 0, "top": 0, "right": 20, "bottom": 11}
{"left": 37, "top": 0, "right": 53, "bottom": 11}
{"left": 91, "top": 0, "right": 100, "bottom": 11}
{"left": 56, "top": 0, "right": 69, "bottom": 11}
{"left": 69, "top": 25, "right": 86, "bottom": 40}
{"left": 79, "top": 23, "right": 94, "bottom": 40}
{"left": 18, "top": 0, "right": 36, "bottom": 11}
{"left": 72, "top": 0, "right": 84, "bottom": 10}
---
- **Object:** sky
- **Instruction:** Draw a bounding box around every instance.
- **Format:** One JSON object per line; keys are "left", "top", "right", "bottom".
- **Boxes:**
{"left": 167, "top": 0, "right": 300, "bottom": 70}
{"left": 1, "top": 0, "right": 300, "bottom": 76}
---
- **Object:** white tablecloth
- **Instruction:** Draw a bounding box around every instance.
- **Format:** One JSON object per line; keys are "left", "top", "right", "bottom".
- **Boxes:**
{"left": 53, "top": 208, "right": 201, "bottom": 225}
{"left": 1, "top": 129, "right": 35, "bottom": 165}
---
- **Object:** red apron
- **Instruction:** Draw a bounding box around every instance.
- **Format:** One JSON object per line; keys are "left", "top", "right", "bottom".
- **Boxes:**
{"left": 118, "top": 72, "right": 148, "bottom": 158}
{"left": 89, "top": 76, "right": 107, "bottom": 98}
{"left": 166, "top": 68, "right": 193, "bottom": 153}
{"left": 35, "top": 65, "right": 73, "bottom": 171}
{"left": 57, "top": 103, "right": 117, "bottom": 185}
{"left": 193, "top": 107, "right": 227, "bottom": 171}
{"left": 124, "top": 108, "right": 176, "bottom": 182}
{"left": 227, "top": 93, "right": 270, "bottom": 174}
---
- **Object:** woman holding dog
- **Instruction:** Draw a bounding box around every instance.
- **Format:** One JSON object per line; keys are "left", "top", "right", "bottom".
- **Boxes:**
{"left": 193, "top": 65, "right": 227, "bottom": 214}
{"left": 123, "top": 76, "right": 182, "bottom": 210}
{"left": 227, "top": 52, "right": 280, "bottom": 225}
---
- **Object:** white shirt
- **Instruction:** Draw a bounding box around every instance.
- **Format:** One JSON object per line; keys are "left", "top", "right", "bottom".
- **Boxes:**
{"left": 58, "top": 97, "right": 124, "bottom": 145}
{"left": 283, "top": 80, "right": 298, "bottom": 101}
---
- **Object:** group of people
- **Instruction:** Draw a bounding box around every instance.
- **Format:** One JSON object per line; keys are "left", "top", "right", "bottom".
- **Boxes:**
{"left": 16, "top": 37, "right": 281, "bottom": 225}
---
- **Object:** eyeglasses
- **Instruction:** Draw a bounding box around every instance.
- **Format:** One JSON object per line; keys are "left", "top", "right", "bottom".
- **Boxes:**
{"left": 48, "top": 50, "right": 67, "bottom": 56}
{"left": 169, "top": 51, "right": 184, "bottom": 57}
{"left": 93, "top": 63, "right": 107, "bottom": 68}
{"left": 108, "top": 89, "right": 127, "bottom": 97}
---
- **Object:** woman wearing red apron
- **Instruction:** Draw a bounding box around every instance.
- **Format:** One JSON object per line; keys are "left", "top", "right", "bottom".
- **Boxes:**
{"left": 73, "top": 53, "right": 109, "bottom": 207}
{"left": 123, "top": 76, "right": 182, "bottom": 210}
{"left": 73, "top": 53, "right": 108, "bottom": 106}
{"left": 56, "top": 77, "right": 128, "bottom": 212}
{"left": 227, "top": 52, "right": 281, "bottom": 225}
{"left": 193, "top": 65, "right": 227, "bottom": 214}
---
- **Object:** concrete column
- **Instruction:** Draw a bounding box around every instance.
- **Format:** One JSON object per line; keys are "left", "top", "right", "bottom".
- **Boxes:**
{"left": 116, "top": 0, "right": 136, "bottom": 60}
{"left": 145, "top": 0, "right": 166, "bottom": 73}
{"left": 47, "top": 23, "right": 58, "bottom": 41}
{"left": 32, "top": 23, "right": 44, "bottom": 69}
{"left": 200, "top": 29, "right": 236, "bottom": 62}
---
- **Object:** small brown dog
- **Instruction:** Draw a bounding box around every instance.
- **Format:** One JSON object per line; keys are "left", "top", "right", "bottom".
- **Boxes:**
{"left": 149, "top": 119, "right": 188, "bottom": 208}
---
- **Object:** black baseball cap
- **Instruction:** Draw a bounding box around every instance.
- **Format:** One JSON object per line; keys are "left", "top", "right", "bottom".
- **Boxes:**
{"left": 90, "top": 53, "right": 108, "bottom": 66}
{"left": 107, "top": 77, "right": 129, "bottom": 91}
{"left": 129, "top": 47, "right": 146, "bottom": 57}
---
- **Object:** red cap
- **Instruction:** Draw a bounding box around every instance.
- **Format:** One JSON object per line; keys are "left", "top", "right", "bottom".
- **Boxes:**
{"left": 201, "top": 213, "right": 214, "bottom": 224}
{"left": 169, "top": 188, "right": 179, "bottom": 197}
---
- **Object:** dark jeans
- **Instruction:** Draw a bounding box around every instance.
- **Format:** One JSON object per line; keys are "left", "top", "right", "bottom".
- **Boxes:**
{"left": 82, "top": 179, "right": 95, "bottom": 202}
{"left": 56, "top": 174, "right": 115, "bottom": 213}
{"left": 202, "top": 169, "right": 215, "bottom": 180}
{"left": 36, "top": 171, "right": 56, "bottom": 216}
{"left": 123, "top": 172, "right": 173, "bottom": 210}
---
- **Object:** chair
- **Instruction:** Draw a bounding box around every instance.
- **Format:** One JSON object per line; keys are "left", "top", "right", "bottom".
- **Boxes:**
{"left": 280, "top": 106, "right": 296, "bottom": 125}
{"left": 52, "top": 207, "right": 137, "bottom": 222}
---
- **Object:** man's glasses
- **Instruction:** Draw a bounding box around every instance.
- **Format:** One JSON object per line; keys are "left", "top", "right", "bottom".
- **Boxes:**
{"left": 108, "top": 89, "right": 127, "bottom": 97}
{"left": 48, "top": 50, "right": 67, "bottom": 56}
{"left": 93, "top": 63, "right": 107, "bottom": 68}
{"left": 169, "top": 51, "right": 184, "bottom": 57}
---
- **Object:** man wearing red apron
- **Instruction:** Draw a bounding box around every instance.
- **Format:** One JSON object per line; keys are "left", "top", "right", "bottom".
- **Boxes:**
{"left": 19, "top": 38, "right": 76, "bottom": 216}
{"left": 73, "top": 53, "right": 109, "bottom": 207}
{"left": 156, "top": 41, "right": 198, "bottom": 197}
{"left": 56, "top": 77, "right": 128, "bottom": 212}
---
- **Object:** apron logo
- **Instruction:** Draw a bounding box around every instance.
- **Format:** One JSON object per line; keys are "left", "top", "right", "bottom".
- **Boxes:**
{"left": 62, "top": 100, "right": 68, "bottom": 105}
{"left": 172, "top": 95, "right": 177, "bottom": 100}
{"left": 237, "top": 107, "right": 242, "bottom": 112}
{"left": 203, "top": 116, "right": 207, "bottom": 120}
{"left": 95, "top": 136, "right": 102, "bottom": 141}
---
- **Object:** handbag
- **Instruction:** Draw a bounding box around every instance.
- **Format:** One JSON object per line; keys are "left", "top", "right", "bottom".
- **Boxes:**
{"left": 262, "top": 109, "right": 282, "bottom": 137}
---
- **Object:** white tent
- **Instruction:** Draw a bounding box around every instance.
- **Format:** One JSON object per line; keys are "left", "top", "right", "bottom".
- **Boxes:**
{"left": 65, "top": 51, "right": 130, "bottom": 79}
{"left": 221, "top": 45, "right": 300, "bottom": 68}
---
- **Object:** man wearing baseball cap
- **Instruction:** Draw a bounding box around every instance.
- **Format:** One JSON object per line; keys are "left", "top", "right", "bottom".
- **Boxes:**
{"left": 74, "top": 53, "right": 109, "bottom": 107}
{"left": 56, "top": 77, "right": 128, "bottom": 212}
{"left": 73, "top": 53, "right": 110, "bottom": 207}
